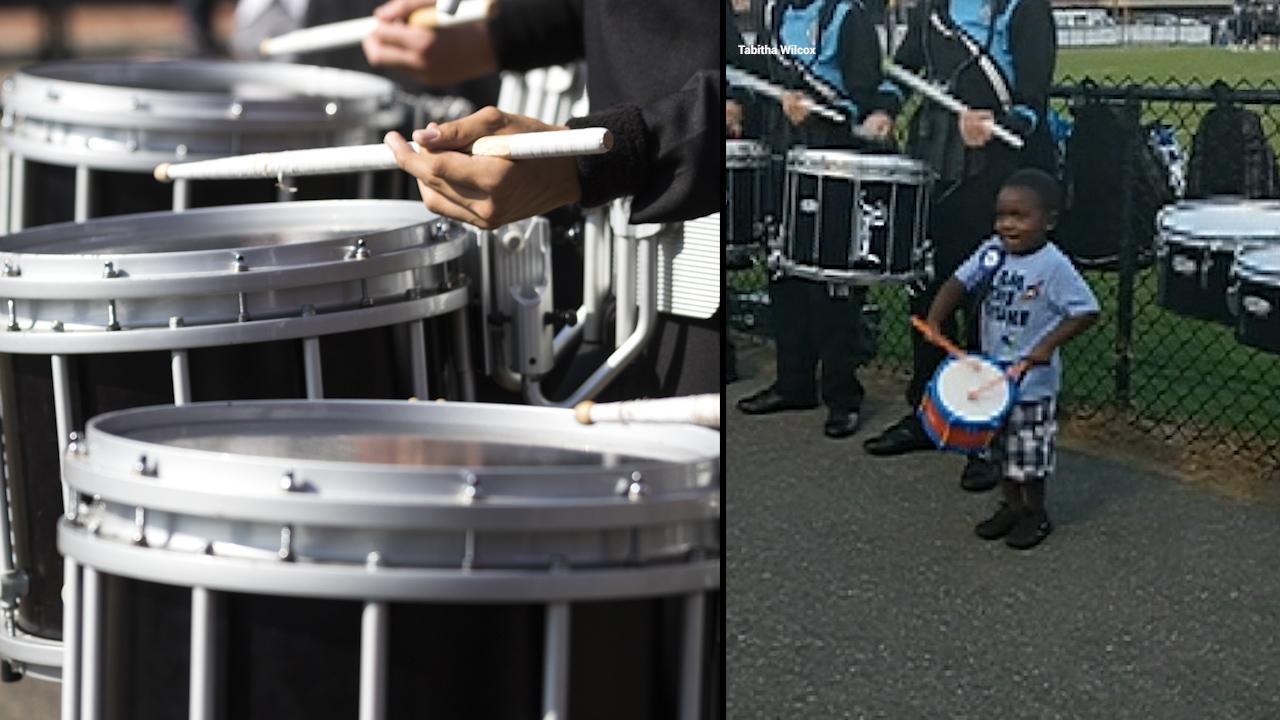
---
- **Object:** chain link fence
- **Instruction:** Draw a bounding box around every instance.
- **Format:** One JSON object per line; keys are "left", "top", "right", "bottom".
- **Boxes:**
{"left": 731, "top": 77, "right": 1280, "bottom": 467}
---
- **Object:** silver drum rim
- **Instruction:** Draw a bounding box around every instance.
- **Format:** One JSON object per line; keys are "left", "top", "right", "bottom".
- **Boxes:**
{"left": 786, "top": 147, "right": 932, "bottom": 184}
{"left": 58, "top": 399, "right": 722, "bottom": 601}
{"left": 1156, "top": 199, "right": 1280, "bottom": 252}
{"left": 0, "top": 200, "right": 472, "bottom": 353}
{"left": 727, "top": 140, "right": 769, "bottom": 169}
{"left": 2, "top": 59, "right": 405, "bottom": 170}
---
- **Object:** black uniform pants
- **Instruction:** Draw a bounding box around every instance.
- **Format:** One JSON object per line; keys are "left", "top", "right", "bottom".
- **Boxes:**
{"left": 770, "top": 277, "right": 870, "bottom": 413}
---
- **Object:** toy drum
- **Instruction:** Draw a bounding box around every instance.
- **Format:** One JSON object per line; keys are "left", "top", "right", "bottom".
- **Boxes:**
{"left": 775, "top": 148, "right": 931, "bottom": 285}
{"left": 1155, "top": 199, "right": 1280, "bottom": 325}
{"left": 919, "top": 356, "right": 1015, "bottom": 453}
{"left": 57, "top": 399, "right": 721, "bottom": 719}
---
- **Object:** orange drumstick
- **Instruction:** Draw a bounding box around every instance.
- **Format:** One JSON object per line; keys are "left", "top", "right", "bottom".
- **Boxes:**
{"left": 909, "top": 316, "right": 967, "bottom": 360}
{"left": 966, "top": 360, "right": 1030, "bottom": 401}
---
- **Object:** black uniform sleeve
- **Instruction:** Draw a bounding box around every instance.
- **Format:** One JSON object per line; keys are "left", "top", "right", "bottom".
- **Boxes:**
{"left": 488, "top": 0, "right": 584, "bottom": 72}
{"left": 566, "top": 69, "right": 719, "bottom": 223}
{"left": 792, "top": 1, "right": 884, "bottom": 135}
{"left": 997, "top": 0, "right": 1056, "bottom": 139}
{"left": 886, "top": 2, "right": 926, "bottom": 113}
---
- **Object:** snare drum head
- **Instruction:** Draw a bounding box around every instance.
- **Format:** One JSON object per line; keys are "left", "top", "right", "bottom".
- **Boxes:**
{"left": 933, "top": 357, "right": 1012, "bottom": 424}
{"left": 1158, "top": 200, "right": 1280, "bottom": 248}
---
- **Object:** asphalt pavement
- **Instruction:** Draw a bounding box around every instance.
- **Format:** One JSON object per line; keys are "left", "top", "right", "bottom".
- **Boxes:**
{"left": 728, "top": 340, "right": 1280, "bottom": 720}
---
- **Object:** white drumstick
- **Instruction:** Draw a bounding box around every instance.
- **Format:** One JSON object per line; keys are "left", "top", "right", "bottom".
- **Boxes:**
{"left": 438, "top": 0, "right": 463, "bottom": 14}
{"left": 153, "top": 128, "right": 612, "bottom": 183}
{"left": 883, "top": 62, "right": 1024, "bottom": 149}
{"left": 574, "top": 395, "right": 721, "bottom": 430}
{"left": 259, "top": 0, "right": 493, "bottom": 57}
{"left": 726, "top": 65, "right": 846, "bottom": 124}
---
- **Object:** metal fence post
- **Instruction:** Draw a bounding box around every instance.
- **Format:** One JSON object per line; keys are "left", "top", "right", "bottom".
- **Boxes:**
{"left": 1114, "top": 92, "right": 1139, "bottom": 409}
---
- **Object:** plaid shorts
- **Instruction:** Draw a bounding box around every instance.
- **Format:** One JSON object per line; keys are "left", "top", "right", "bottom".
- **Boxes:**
{"left": 990, "top": 396, "right": 1058, "bottom": 482}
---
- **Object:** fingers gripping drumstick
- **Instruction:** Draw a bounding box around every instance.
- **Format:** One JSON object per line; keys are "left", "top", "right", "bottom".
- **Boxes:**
{"left": 259, "top": 0, "right": 493, "bottom": 57}
{"left": 153, "top": 128, "right": 612, "bottom": 183}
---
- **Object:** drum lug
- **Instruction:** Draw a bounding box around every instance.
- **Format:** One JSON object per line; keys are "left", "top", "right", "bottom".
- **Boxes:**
{"left": 0, "top": 569, "right": 28, "bottom": 606}
{"left": 345, "top": 238, "right": 371, "bottom": 261}
{"left": 278, "top": 525, "right": 295, "bottom": 561}
{"left": 5, "top": 299, "right": 17, "bottom": 332}
{"left": 133, "top": 454, "right": 157, "bottom": 478}
{"left": 102, "top": 261, "right": 119, "bottom": 279}
{"left": 106, "top": 299, "right": 120, "bottom": 332}
{"left": 231, "top": 254, "right": 249, "bottom": 273}
{"left": 132, "top": 508, "right": 148, "bottom": 547}
{"left": 279, "top": 470, "right": 308, "bottom": 493}
{"left": 65, "top": 431, "right": 86, "bottom": 458}
{"left": 620, "top": 471, "right": 646, "bottom": 502}
{"left": 1, "top": 261, "right": 19, "bottom": 277}
{"left": 461, "top": 471, "right": 481, "bottom": 502}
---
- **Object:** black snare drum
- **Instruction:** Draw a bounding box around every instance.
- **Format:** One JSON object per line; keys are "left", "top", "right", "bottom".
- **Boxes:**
{"left": 726, "top": 140, "right": 771, "bottom": 269}
{"left": 776, "top": 148, "right": 931, "bottom": 285}
{"left": 1234, "top": 246, "right": 1280, "bottom": 354}
{"left": 1156, "top": 200, "right": 1280, "bottom": 325}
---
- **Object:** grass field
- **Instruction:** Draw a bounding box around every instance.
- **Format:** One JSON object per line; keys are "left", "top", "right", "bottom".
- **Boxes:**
{"left": 1056, "top": 46, "right": 1280, "bottom": 85}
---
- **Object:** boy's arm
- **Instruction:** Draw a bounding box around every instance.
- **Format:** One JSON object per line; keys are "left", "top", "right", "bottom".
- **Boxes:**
{"left": 924, "top": 277, "right": 968, "bottom": 333}
{"left": 1022, "top": 312, "right": 1099, "bottom": 367}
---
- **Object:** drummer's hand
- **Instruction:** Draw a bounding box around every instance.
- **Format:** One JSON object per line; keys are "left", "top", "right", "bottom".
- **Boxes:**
{"left": 1006, "top": 360, "right": 1032, "bottom": 381}
{"left": 958, "top": 109, "right": 995, "bottom": 148}
{"left": 859, "top": 110, "right": 894, "bottom": 140}
{"left": 363, "top": 0, "right": 497, "bottom": 87}
{"left": 782, "top": 91, "right": 811, "bottom": 126}
{"left": 727, "top": 101, "right": 744, "bottom": 138}
{"left": 384, "top": 107, "right": 580, "bottom": 230}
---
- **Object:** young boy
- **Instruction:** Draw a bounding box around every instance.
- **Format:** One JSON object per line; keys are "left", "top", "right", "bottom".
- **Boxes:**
{"left": 923, "top": 168, "right": 1099, "bottom": 549}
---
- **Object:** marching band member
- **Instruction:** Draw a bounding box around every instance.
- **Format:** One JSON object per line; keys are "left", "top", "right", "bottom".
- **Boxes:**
{"left": 862, "top": 0, "right": 1057, "bottom": 489}
{"left": 735, "top": 0, "right": 896, "bottom": 439}
{"left": 368, "top": 0, "right": 719, "bottom": 227}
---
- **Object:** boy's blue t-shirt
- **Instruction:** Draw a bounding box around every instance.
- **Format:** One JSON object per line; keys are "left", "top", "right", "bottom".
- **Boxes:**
{"left": 954, "top": 238, "right": 1100, "bottom": 401}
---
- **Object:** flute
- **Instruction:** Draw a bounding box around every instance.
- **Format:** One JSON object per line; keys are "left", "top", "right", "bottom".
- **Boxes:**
{"left": 259, "top": 0, "right": 493, "bottom": 57}
{"left": 574, "top": 395, "right": 721, "bottom": 430}
{"left": 153, "top": 128, "right": 612, "bottom": 183}
{"left": 883, "top": 62, "right": 1024, "bottom": 149}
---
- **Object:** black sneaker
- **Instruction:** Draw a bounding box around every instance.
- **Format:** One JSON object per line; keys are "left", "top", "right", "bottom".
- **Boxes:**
{"left": 974, "top": 502, "right": 1020, "bottom": 540}
{"left": 1005, "top": 510, "right": 1052, "bottom": 550}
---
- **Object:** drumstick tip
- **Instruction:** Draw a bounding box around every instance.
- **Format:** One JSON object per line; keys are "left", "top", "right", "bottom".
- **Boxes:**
{"left": 574, "top": 401, "right": 595, "bottom": 425}
{"left": 153, "top": 163, "right": 171, "bottom": 183}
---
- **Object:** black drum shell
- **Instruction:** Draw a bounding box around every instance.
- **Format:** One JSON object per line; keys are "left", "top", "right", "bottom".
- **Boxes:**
{"left": 93, "top": 576, "right": 720, "bottom": 720}
{"left": 1236, "top": 272, "right": 1280, "bottom": 354}
{"left": 1155, "top": 238, "right": 1237, "bottom": 325}
{"left": 784, "top": 170, "right": 924, "bottom": 275}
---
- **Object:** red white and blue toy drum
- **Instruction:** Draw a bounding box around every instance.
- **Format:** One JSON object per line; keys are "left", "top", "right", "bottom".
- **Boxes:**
{"left": 918, "top": 355, "right": 1015, "bottom": 454}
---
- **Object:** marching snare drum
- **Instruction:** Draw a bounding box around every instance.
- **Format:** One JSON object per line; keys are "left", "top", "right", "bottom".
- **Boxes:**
{"left": 0, "top": 59, "right": 405, "bottom": 230}
{"left": 0, "top": 200, "right": 472, "bottom": 681}
{"left": 726, "top": 140, "right": 770, "bottom": 268}
{"left": 919, "top": 356, "right": 1015, "bottom": 454}
{"left": 1155, "top": 199, "right": 1280, "bottom": 325}
{"left": 775, "top": 148, "right": 931, "bottom": 285}
{"left": 1233, "top": 245, "right": 1280, "bottom": 354}
{"left": 57, "top": 400, "right": 721, "bottom": 719}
